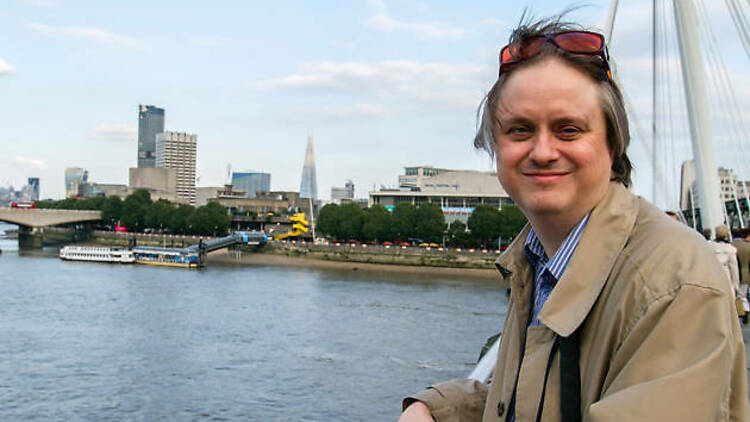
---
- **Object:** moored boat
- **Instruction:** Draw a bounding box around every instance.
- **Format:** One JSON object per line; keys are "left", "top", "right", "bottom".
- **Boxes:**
{"left": 132, "top": 247, "right": 199, "bottom": 268}
{"left": 59, "top": 246, "right": 135, "bottom": 264}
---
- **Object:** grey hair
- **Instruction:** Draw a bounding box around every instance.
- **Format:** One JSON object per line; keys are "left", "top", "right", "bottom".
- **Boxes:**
{"left": 474, "top": 12, "right": 633, "bottom": 187}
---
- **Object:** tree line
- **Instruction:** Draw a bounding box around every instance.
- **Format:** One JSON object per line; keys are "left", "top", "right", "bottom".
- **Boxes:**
{"left": 316, "top": 202, "right": 527, "bottom": 248}
{"left": 37, "top": 189, "right": 231, "bottom": 236}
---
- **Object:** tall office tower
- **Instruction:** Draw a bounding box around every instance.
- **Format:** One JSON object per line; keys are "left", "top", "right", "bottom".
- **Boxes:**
{"left": 137, "top": 104, "right": 165, "bottom": 168}
{"left": 64, "top": 167, "right": 87, "bottom": 198}
{"left": 299, "top": 135, "right": 318, "bottom": 200}
{"left": 27, "top": 177, "right": 39, "bottom": 201}
{"left": 232, "top": 172, "right": 271, "bottom": 198}
{"left": 155, "top": 131, "right": 197, "bottom": 205}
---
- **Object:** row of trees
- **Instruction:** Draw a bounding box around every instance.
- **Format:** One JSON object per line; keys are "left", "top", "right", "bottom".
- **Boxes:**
{"left": 37, "top": 190, "right": 231, "bottom": 236}
{"left": 316, "top": 202, "right": 527, "bottom": 247}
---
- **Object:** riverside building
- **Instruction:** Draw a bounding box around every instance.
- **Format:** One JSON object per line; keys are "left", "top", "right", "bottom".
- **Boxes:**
{"left": 368, "top": 166, "right": 513, "bottom": 224}
{"left": 155, "top": 131, "right": 197, "bottom": 205}
{"left": 232, "top": 172, "right": 271, "bottom": 199}
{"left": 137, "top": 104, "right": 165, "bottom": 168}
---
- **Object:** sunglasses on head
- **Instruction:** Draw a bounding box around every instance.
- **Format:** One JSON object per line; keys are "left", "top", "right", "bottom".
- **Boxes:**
{"left": 499, "top": 30, "right": 612, "bottom": 82}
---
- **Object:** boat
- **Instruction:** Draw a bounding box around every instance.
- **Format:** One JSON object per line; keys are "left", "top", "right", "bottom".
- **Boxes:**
{"left": 132, "top": 246, "right": 200, "bottom": 268}
{"left": 59, "top": 245, "right": 135, "bottom": 264}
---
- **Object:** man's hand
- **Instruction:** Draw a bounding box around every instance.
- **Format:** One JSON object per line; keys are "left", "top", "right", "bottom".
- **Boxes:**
{"left": 398, "top": 401, "right": 434, "bottom": 422}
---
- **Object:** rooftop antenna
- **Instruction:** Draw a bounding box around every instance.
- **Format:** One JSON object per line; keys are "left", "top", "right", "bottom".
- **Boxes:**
{"left": 226, "top": 163, "right": 232, "bottom": 185}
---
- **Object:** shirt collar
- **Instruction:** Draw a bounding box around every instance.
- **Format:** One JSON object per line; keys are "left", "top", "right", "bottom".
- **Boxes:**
{"left": 523, "top": 213, "right": 591, "bottom": 281}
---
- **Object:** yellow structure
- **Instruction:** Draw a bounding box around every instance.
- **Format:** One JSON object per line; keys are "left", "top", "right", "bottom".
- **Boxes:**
{"left": 273, "top": 213, "right": 310, "bottom": 240}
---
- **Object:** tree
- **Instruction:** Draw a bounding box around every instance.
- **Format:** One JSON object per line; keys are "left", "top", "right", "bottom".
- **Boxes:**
{"left": 120, "top": 189, "right": 152, "bottom": 232}
{"left": 392, "top": 202, "right": 417, "bottom": 241}
{"left": 362, "top": 204, "right": 392, "bottom": 242}
{"left": 101, "top": 196, "right": 123, "bottom": 226}
{"left": 317, "top": 203, "right": 341, "bottom": 238}
{"left": 188, "top": 202, "right": 230, "bottom": 236}
{"left": 414, "top": 202, "right": 445, "bottom": 243}
{"left": 468, "top": 204, "right": 502, "bottom": 249}
{"left": 446, "top": 220, "right": 471, "bottom": 247}
{"left": 498, "top": 206, "right": 527, "bottom": 244}
{"left": 338, "top": 202, "right": 364, "bottom": 240}
{"left": 145, "top": 199, "right": 175, "bottom": 231}
{"left": 169, "top": 204, "right": 194, "bottom": 234}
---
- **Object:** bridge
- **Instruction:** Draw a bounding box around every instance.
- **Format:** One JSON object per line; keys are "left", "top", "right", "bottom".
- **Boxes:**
{"left": 0, "top": 208, "right": 102, "bottom": 248}
{"left": 0, "top": 208, "right": 101, "bottom": 228}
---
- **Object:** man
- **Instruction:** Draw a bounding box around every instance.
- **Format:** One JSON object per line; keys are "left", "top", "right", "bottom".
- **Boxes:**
{"left": 732, "top": 227, "right": 750, "bottom": 300}
{"left": 705, "top": 225, "right": 741, "bottom": 298}
{"left": 399, "top": 16, "right": 749, "bottom": 422}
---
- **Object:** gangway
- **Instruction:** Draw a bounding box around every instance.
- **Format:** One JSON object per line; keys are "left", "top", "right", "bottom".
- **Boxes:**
{"left": 132, "top": 230, "right": 268, "bottom": 268}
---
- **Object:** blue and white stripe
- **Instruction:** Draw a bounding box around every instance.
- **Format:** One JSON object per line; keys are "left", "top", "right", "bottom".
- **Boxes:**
{"left": 524, "top": 213, "right": 590, "bottom": 327}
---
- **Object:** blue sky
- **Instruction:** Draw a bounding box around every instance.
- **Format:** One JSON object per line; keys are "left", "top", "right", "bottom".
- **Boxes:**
{"left": 1, "top": 0, "right": 747, "bottom": 209}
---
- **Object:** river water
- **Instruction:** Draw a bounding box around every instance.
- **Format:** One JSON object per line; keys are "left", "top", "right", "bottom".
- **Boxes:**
{"left": 0, "top": 222, "right": 508, "bottom": 421}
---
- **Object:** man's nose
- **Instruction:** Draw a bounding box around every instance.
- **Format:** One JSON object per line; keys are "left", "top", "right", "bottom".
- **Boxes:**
{"left": 528, "top": 130, "right": 559, "bottom": 165}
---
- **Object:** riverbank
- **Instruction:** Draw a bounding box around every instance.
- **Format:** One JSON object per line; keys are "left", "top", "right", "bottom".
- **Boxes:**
{"left": 83, "top": 231, "right": 504, "bottom": 280}
{"left": 207, "top": 249, "right": 502, "bottom": 281}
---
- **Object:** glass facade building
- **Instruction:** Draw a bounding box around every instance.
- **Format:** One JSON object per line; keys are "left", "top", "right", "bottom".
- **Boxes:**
{"left": 138, "top": 104, "right": 165, "bottom": 168}
{"left": 232, "top": 172, "right": 271, "bottom": 199}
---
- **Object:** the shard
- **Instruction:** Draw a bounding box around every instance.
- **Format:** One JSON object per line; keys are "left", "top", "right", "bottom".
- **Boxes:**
{"left": 299, "top": 134, "right": 318, "bottom": 200}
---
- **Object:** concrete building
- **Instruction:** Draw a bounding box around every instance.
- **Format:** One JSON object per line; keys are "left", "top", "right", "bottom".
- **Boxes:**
{"left": 137, "top": 104, "right": 165, "bottom": 168}
{"left": 331, "top": 180, "right": 354, "bottom": 203}
{"left": 64, "top": 167, "right": 88, "bottom": 198}
{"left": 129, "top": 167, "right": 178, "bottom": 202}
{"left": 680, "top": 160, "right": 750, "bottom": 212}
{"left": 196, "top": 185, "right": 247, "bottom": 207}
{"left": 97, "top": 184, "right": 130, "bottom": 199}
{"left": 155, "top": 131, "right": 197, "bottom": 205}
{"left": 369, "top": 165, "right": 512, "bottom": 224}
{"left": 212, "top": 191, "right": 301, "bottom": 216}
{"left": 232, "top": 172, "right": 271, "bottom": 198}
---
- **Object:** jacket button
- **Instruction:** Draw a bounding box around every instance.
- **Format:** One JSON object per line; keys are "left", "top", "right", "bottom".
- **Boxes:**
{"left": 497, "top": 401, "right": 505, "bottom": 417}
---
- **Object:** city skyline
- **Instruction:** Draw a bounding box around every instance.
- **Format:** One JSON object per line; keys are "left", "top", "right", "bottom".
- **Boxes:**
{"left": 1, "top": 1, "right": 747, "bottom": 206}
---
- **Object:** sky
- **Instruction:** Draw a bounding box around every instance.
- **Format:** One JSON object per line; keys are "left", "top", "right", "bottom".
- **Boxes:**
{"left": 1, "top": 0, "right": 748, "bottom": 210}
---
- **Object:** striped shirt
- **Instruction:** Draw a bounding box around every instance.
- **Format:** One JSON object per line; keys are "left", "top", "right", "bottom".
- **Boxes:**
{"left": 524, "top": 213, "right": 591, "bottom": 327}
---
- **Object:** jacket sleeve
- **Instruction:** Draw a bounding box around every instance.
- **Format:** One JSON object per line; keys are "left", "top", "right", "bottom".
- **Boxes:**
{"left": 587, "top": 284, "right": 750, "bottom": 421}
{"left": 403, "top": 379, "right": 488, "bottom": 422}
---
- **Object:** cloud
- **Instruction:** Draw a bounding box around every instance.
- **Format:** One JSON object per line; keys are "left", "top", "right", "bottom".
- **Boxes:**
{"left": 257, "top": 59, "right": 491, "bottom": 110}
{"left": 256, "top": 59, "right": 490, "bottom": 109}
{"left": 0, "top": 57, "right": 16, "bottom": 74}
{"left": 365, "top": 0, "right": 468, "bottom": 40}
{"left": 26, "top": 22, "right": 149, "bottom": 50}
{"left": 89, "top": 124, "right": 137, "bottom": 143}
{"left": 306, "top": 103, "right": 390, "bottom": 119}
{"left": 13, "top": 156, "right": 47, "bottom": 169}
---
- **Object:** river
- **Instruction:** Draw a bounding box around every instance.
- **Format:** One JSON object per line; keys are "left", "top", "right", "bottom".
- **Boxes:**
{"left": 0, "top": 222, "right": 508, "bottom": 421}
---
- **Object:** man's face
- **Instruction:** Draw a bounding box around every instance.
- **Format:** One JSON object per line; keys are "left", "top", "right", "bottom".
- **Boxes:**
{"left": 493, "top": 57, "right": 613, "bottom": 224}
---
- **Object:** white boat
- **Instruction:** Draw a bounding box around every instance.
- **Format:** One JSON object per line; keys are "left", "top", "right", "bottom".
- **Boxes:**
{"left": 59, "top": 245, "right": 135, "bottom": 264}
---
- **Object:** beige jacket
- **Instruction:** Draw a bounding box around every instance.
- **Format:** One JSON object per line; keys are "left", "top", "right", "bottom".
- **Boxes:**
{"left": 710, "top": 240, "right": 741, "bottom": 297}
{"left": 732, "top": 239, "right": 750, "bottom": 285}
{"left": 407, "top": 183, "right": 749, "bottom": 421}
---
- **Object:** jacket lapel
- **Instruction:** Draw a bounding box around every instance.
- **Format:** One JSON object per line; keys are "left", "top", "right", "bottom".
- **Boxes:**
{"left": 538, "top": 182, "right": 639, "bottom": 337}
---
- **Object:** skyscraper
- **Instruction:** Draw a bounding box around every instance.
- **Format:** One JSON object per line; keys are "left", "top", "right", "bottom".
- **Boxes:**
{"left": 64, "top": 167, "right": 87, "bottom": 198}
{"left": 138, "top": 104, "right": 165, "bottom": 168}
{"left": 27, "top": 177, "right": 39, "bottom": 201}
{"left": 232, "top": 172, "right": 271, "bottom": 198}
{"left": 156, "top": 131, "right": 197, "bottom": 205}
{"left": 299, "top": 135, "right": 318, "bottom": 200}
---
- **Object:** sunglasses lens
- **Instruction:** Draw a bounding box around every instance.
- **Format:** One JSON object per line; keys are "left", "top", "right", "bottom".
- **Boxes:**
{"left": 502, "top": 37, "right": 546, "bottom": 65}
{"left": 554, "top": 32, "right": 603, "bottom": 53}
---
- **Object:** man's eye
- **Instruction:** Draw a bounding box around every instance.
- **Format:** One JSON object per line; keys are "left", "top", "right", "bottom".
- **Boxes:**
{"left": 558, "top": 126, "right": 580, "bottom": 138}
{"left": 507, "top": 127, "right": 530, "bottom": 136}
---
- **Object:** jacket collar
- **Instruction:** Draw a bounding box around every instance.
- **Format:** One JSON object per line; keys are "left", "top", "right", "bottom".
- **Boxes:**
{"left": 496, "top": 182, "right": 639, "bottom": 337}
